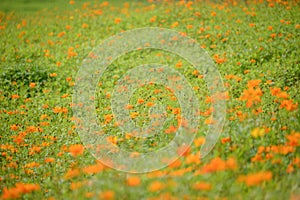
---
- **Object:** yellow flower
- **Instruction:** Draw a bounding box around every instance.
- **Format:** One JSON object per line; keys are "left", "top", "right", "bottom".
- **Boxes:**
{"left": 251, "top": 127, "right": 265, "bottom": 138}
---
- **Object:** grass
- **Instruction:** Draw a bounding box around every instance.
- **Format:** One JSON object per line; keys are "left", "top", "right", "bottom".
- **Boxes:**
{"left": 0, "top": 0, "right": 300, "bottom": 199}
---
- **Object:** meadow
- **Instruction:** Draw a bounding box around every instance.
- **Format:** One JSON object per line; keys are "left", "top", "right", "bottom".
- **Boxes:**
{"left": 0, "top": 0, "right": 299, "bottom": 199}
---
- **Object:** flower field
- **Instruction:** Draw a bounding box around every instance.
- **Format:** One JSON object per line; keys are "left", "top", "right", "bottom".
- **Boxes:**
{"left": 0, "top": 0, "right": 299, "bottom": 199}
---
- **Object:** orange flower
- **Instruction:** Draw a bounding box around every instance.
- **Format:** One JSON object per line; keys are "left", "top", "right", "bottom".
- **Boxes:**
{"left": 25, "top": 126, "right": 37, "bottom": 133}
{"left": 247, "top": 79, "right": 261, "bottom": 88}
{"left": 1, "top": 183, "right": 40, "bottom": 199}
{"left": 130, "top": 112, "right": 139, "bottom": 119}
{"left": 205, "top": 117, "right": 216, "bottom": 125}
{"left": 18, "top": 183, "right": 40, "bottom": 194}
{"left": 11, "top": 94, "right": 20, "bottom": 99}
{"left": 169, "top": 167, "right": 192, "bottom": 177}
{"left": 57, "top": 31, "right": 66, "bottom": 37}
{"left": 10, "top": 124, "right": 19, "bottom": 131}
{"left": 270, "top": 87, "right": 281, "bottom": 96}
{"left": 147, "top": 170, "right": 166, "bottom": 178}
{"left": 192, "top": 182, "right": 212, "bottom": 191}
{"left": 24, "top": 162, "right": 40, "bottom": 168}
{"left": 68, "top": 47, "right": 77, "bottom": 57}
{"left": 12, "top": 135, "right": 25, "bottom": 144}
{"left": 137, "top": 98, "right": 144, "bottom": 104}
{"left": 270, "top": 33, "right": 276, "bottom": 38}
{"left": 93, "top": 9, "right": 103, "bottom": 15}
{"left": 61, "top": 94, "right": 69, "bottom": 99}
{"left": 185, "top": 153, "right": 201, "bottom": 164}
{"left": 276, "top": 92, "right": 289, "bottom": 99}
{"left": 196, "top": 157, "right": 238, "bottom": 174}
{"left": 148, "top": 181, "right": 165, "bottom": 192}
{"left": 125, "top": 104, "right": 133, "bottom": 110}
{"left": 146, "top": 102, "right": 154, "bottom": 107}
{"left": 114, "top": 18, "right": 121, "bottom": 24}
{"left": 270, "top": 145, "right": 295, "bottom": 155}
{"left": 285, "top": 131, "right": 300, "bottom": 146}
{"left": 83, "top": 163, "right": 104, "bottom": 174}
{"left": 28, "top": 145, "right": 41, "bottom": 155}
{"left": 44, "top": 157, "right": 55, "bottom": 163}
{"left": 98, "top": 190, "right": 114, "bottom": 200}
{"left": 53, "top": 107, "right": 68, "bottom": 114}
{"left": 240, "top": 83, "right": 263, "bottom": 108}
{"left": 172, "top": 108, "right": 180, "bottom": 115}
{"left": 177, "top": 144, "right": 191, "bottom": 156}
{"left": 66, "top": 25, "right": 72, "bottom": 30}
{"left": 170, "top": 21, "right": 179, "bottom": 28}
{"left": 280, "top": 100, "right": 298, "bottom": 111}
{"left": 82, "top": 23, "right": 89, "bottom": 28}
{"left": 175, "top": 61, "right": 182, "bottom": 68}
{"left": 211, "top": 11, "right": 217, "bottom": 16}
{"left": 221, "top": 137, "right": 231, "bottom": 144}
{"left": 104, "top": 114, "right": 113, "bottom": 124}
{"left": 186, "top": 24, "right": 193, "bottom": 29}
{"left": 29, "top": 82, "right": 36, "bottom": 88}
{"left": 213, "top": 54, "right": 226, "bottom": 64}
{"left": 126, "top": 176, "right": 141, "bottom": 187}
{"left": 164, "top": 125, "right": 177, "bottom": 134}
{"left": 49, "top": 73, "right": 57, "bottom": 77}
{"left": 286, "top": 164, "right": 294, "bottom": 173}
{"left": 238, "top": 171, "right": 272, "bottom": 186}
{"left": 166, "top": 159, "right": 181, "bottom": 169}
{"left": 149, "top": 16, "right": 156, "bottom": 22}
{"left": 194, "top": 137, "right": 205, "bottom": 147}
{"left": 70, "top": 181, "right": 82, "bottom": 190}
{"left": 69, "top": 144, "right": 84, "bottom": 157}
{"left": 192, "top": 11, "right": 201, "bottom": 17}
{"left": 64, "top": 168, "right": 81, "bottom": 179}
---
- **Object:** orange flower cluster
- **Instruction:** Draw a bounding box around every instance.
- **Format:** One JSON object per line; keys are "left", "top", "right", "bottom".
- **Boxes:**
{"left": 64, "top": 168, "right": 81, "bottom": 179}
{"left": 70, "top": 181, "right": 83, "bottom": 190}
{"left": 83, "top": 162, "right": 105, "bottom": 175}
{"left": 164, "top": 125, "right": 178, "bottom": 134}
{"left": 213, "top": 54, "right": 227, "bottom": 64}
{"left": 52, "top": 107, "right": 68, "bottom": 114}
{"left": 10, "top": 125, "right": 44, "bottom": 146}
{"left": 280, "top": 99, "right": 298, "bottom": 111}
{"left": 1, "top": 182, "right": 40, "bottom": 199}
{"left": 69, "top": 144, "right": 84, "bottom": 157}
{"left": 194, "top": 157, "right": 237, "bottom": 175}
{"left": 286, "top": 131, "right": 300, "bottom": 146}
{"left": 287, "top": 157, "right": 300, "bottom": 173}
{"left": 251, "top": 134, "right": 298, "bottom": 163}
{"left": 270, "top": 145, "right": 295, "bottom": 155}
{"left": 270, "top": 87, "right": 298, "bottom": 111}
{"left": 240, "top": 79, "right": 263, "bottom": 108}
{"left": 238, "top": 171, "right": 272, "bottom": 186}
{"left": 67, "top": 47, "right": 77, "bottom": 58}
